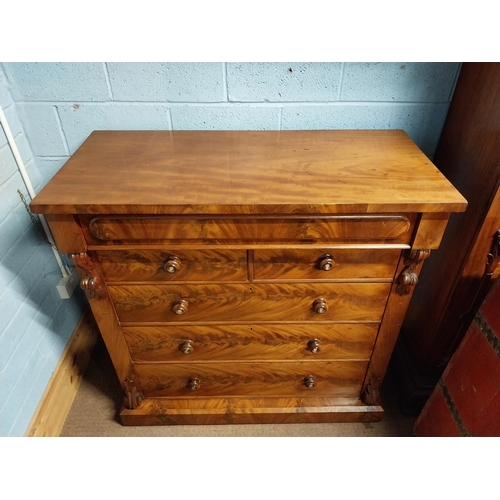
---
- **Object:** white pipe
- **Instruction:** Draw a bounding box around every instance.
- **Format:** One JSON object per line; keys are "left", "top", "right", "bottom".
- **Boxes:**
{"left": 0, "top": 104, "right": 70, "bottom": 278}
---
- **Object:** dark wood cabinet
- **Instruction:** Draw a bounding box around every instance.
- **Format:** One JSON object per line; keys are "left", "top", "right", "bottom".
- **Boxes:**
{"left": 392, "top": 62, "right": 500, "bottom": 414}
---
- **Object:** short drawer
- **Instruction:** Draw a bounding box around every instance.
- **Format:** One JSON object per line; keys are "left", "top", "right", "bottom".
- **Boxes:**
{"left": 134, "top": 361, "right": 367, "bottom": 398}
{"left": 123, "top": 324, "right": 379, "bottom": 362}
{"left": 97, "top": 249, "right": 247, "bottom": 282}
{"left": 80, "top": 214, "right": 416, "bottom": 245}
{"left": 253, "top": 248, "right": 400, "bottom": 281}
{"left": 109, "top": 283, "right": 391, "bottom": 323}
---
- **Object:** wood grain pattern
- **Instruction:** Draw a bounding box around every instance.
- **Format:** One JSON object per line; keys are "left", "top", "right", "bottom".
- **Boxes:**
{"left": 254, "top": 248, "right": 401, "bottom": 281}
{"left": 411, "top": 212, "right": 451, "bottom": 250}
{"left": 436, "top": 182, "right": 500, "bottom": 359}
{"left": 81, "top": 214, "right": 415, "bottom": 245}
{"left": 109, "top": 283, "right": 391, "bottom": 324}
{"left": 400, "top": 62, "right": 499, "bottom": 381}
{"left": 97, "top": 249, "right": 248, "bottom": 282}
{"left": 123, "top": 323, "right": 379, "bottom": 362}
{"left": 135, "top": 361, "right": 367, "bottom": 398}
{"left": 29, "top": 130, "right": 467, "bottom": 215}
{"left": 45, "top": 214, "right": 87, "bottom": 253}
{"left": 87, "top": 243, "right": 412, "bottom": 251}
{"left": 362, "top": 249, "right": 427, "bottom": 398}
{"left": 71, "top": 251, "right": 140, "bottom": 387}
{"left": 28, "top": 130, "right": 465, "bottom": 425}
{"left": 119, "top": 397, "right": 384, "bottom": 425}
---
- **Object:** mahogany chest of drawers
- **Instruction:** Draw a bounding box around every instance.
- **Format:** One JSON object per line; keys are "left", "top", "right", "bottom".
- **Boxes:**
{"left": 30, "top": 130, "right": 467, "bottom": 425}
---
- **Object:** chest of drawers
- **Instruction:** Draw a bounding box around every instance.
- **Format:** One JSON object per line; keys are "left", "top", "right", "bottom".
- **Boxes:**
{"left": 30, "top": 130, "right": 467, "bottom": 425}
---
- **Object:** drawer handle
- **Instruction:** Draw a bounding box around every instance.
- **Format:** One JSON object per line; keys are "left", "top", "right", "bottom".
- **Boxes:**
{"left": 187, "top": 377, "right": 200, "bottom": 390}
{"left": 313, "top": 297, "right": 328, "bottom": 314}
{"left": 318, "top": 254, "right": 335, "bottom": 271}
{"left": 164, "top": 256, "right": 181, "bottom": 274}
{"left": 179, "top": 340, "right": 194, "bottom": 355}
{"left": 172, "top": 299, "right": 189, "bottom": 315}
{"left": 307, "top": 339, "right": 321, "bottom": 353}
{"left": 304, "top": 375, "right": 316, "bottom": 388}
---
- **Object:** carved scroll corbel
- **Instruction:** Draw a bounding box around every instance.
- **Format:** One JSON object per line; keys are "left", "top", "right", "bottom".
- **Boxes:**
{"left": 361, "top": 375, "right": 381, "bottom": 405}
{"left": 123, "top": 377, "right": 144, "bottom": 409}
{"left": 70, "top": 252, "right": 107, "bottom": 300}
{"left": 396, "top": 249, "right": 431, "bottom": 296}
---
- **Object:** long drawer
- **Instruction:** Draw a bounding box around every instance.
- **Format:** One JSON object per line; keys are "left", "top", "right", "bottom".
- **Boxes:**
{"left": 134, "top": 361, "right": 368, "bottom": 398}
{"left": 253, "top": 248, "right": 400, "bottom": 281}
{"left": 109, "top": 283, "right": 391, "bottom": 323}
{"left": 97, "top": 249, "right": 248, "bottom": 282}
{"left": 80, "top": 214, "right": 416, "bottom": 245}
{"left": 123, "top": 324, "right": 379, "bottom": 362}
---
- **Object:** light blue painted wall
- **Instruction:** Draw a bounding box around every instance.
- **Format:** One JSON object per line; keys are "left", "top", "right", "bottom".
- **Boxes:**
{"left": 4, "top": 62, "right": 461, "bottom": 159}
{"left": 0, "top": 68, "right": 87, "bottom": 437}
{"left": 0, "top": 62, "right": 461, "bottom": 436}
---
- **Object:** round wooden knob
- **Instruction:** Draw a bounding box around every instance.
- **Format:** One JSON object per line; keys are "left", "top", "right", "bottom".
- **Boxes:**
{"left": 187, "top": 377, "right": 200, "bottom": 390}
{"left": 313, "top": 298, "right": 328, "bottom": 314}
{"left": 172, "top": 299, "right": 189, "bottom": 315}
{"left": 318, "top": 254, "right": 335, "bottom": 271}
{"left": 179, "top": 340, "right": 194, "bottom": 355}
{"left": 307, "top": 339, "right": 321, "bottom": 353}
{"left": 164, "top": 256, "right": 181, "bottom": 274}
{"left": 304, "top": 375, "right": 316, "bottom": 388}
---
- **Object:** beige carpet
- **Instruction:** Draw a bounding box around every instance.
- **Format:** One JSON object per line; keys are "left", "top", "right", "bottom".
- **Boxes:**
{"left": 61, "top": 336, "right": 416, "bottom": 437}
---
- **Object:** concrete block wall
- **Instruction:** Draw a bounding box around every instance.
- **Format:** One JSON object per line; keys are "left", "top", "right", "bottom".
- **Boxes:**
{"left": 0, "top": 68, "right": 87, "bottom": 437}
{"left": 3, "top": 62, "right": 460, "bottom": 162}
{"left": 0, "top": 62, "right": 461, "bottom": 436}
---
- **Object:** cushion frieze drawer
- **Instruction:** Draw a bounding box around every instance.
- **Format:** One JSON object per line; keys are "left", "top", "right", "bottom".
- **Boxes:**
{"left": 97, "top": 249, "right": 248, "bottom": 282}
{"left": 109, "top": 283, "right": 391, "bottom": 324}
{"left": 123, "top": 324, "right": 379, "bottom": 362}
{"left": 79, "top": 213, "right": 416, "bottom": 245}
{"left": 254, "top": 248, "right": 401, "bottom": 281}
{"left": 135, "top": 361, "right": 368, "bottom": 398}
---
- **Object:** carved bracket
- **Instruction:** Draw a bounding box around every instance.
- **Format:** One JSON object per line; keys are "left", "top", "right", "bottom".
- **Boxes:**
{"left": 396, "top": 249, "right": 431, "bottom": 296}
{"left": 361, "top": 375, "right": 381, "bottom": 405}
{"left": 123, "top": 377, "right": 144, "bottom": 410}
{"left": 70, "top": 252, "right": 107, "bottom": 300}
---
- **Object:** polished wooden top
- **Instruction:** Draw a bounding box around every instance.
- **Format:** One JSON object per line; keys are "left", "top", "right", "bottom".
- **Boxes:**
{"left": 30, "top": 130, "right": 467, "bottom": 215}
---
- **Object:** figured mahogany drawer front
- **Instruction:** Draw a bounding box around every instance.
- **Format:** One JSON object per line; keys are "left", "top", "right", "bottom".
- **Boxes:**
{"left": 123, "top": 324, "right": 378, "bottom": 362}
{"left": 81, "top": 214, "right": 415, "bottom": 245}
{"left": 97, "top": 249, "right": 247, "bottom": 282}
{"left": 109, "top": 283, "right": 391, "bottom": 324}
{"left": 134, "top": 361, "right": 367, "bottom": 398}
{"left": 254, "top": 248, "right": 400, "bottom": 281}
